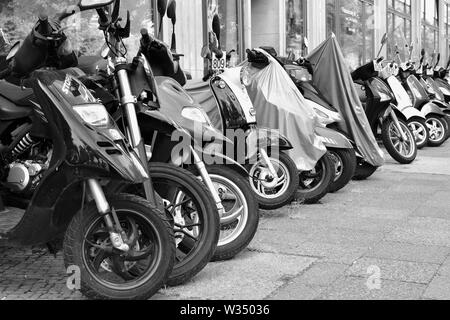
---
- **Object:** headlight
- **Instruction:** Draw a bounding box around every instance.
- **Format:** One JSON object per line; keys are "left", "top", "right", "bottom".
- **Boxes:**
{"left": 240, "top": 67, "right": 251, "bottom": 86}
{"left": 181, "top": 106, "right": 209, "bottom": 124}
{"left": 73, "top": 104, "right": 110, "bottom": 127}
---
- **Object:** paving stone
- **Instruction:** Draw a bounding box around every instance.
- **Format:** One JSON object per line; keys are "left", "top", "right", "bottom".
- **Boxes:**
{"left": 160, "top": 251, "right": 316, "bottom": 300}
{"left": 365, "top": 242, "right": 450, "bottom": 264}
{"left": 268, "top": 283, "right": 324, "bottom": 300}
{"left": 319, "top": 276, "right": 427, "bottom": 300}
{"left": 423, "top": 276, "right": 450, "bottom": 300}
{"left": 346, "top": 257, "right": 439, "bottom": 284}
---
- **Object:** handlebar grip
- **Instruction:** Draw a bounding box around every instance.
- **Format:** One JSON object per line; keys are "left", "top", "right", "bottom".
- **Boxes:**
{"left": 96, "top": 8, "right": 109, "bottom": 26}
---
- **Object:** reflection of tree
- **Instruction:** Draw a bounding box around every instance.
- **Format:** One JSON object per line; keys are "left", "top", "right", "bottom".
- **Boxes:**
{"left": 0, "top": 0, "right": 154, "bottom": 56}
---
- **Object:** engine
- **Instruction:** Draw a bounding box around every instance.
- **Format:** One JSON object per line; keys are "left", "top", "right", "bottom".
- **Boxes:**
{"left": 1, "top": 128, "right": 51, "bottom": 195}
{"left": 6, "top": 160, "right": 47, "bottom": 193}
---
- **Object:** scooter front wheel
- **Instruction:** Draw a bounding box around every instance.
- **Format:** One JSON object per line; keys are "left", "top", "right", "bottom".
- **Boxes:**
{"left": 247, "top": 151, "right": 299, "bottom": 210}
{"left": 63, "top": 194, "right": 175, "bottom": 300}
{"left": 297, "top": 152, "right": 334, "bottom": 204}
{"left": 407, "top": 118, "right": 429, "bottom": 149}
{"left": 426, "top": 116, "right": 448, "bottom": 147}
{"left": 382, "top": 118, "right": 417, "bottom": 164}
{"left": 328, "top": 148, "right": 357, "bottom": 193}
{"left": 353, "top": 160, "right": 378, "bottom": 181}
{"left": 205, "top": 165, "right": 260, "bottom": 262}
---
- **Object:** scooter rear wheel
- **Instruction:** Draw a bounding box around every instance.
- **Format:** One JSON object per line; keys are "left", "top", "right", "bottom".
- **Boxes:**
{"left": 382, "top": 118, "right": 417, "bottom": 164}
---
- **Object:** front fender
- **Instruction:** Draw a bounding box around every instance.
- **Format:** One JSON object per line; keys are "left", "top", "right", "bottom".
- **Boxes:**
{"left": 392, "top": 105, "right": 426, "bottom": 121}
{"left": 194, "top": 144, "right": 249, "bottom": 177}
{"left": 315, "top": 126, "right": 353, "bottom": 149}
{"left": 420, "top": 102, "right": 447, "bottom": 117}
{"left": 5, "top": 164, "right": 102, "bottom": 246}
{"left": 245, "top": 128, "right": 293, "bottom": 162}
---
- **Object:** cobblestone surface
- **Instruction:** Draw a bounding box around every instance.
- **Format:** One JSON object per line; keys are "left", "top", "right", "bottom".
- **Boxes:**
{"left": 0, "top": 142, "right": 449, "bottom": 300}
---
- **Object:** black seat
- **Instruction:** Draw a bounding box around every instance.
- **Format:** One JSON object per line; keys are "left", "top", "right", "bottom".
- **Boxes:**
{"left": 0, "top": 80, "right": 34, "bottom": 106}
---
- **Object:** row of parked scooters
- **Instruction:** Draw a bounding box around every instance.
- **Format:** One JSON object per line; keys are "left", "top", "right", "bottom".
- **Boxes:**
{"left": 0, "top": 0, "right": 448, "bottom": 300}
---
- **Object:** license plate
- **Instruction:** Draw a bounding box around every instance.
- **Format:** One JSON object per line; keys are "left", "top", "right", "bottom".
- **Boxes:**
{"left": 212, "top": 51, "right": 227, "bottom": 71}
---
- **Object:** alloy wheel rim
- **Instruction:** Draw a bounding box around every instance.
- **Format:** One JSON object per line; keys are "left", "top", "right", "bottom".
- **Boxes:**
{"left": 408, "top": 121, "right": 427, "bottom": 146}
{"left": 82, "top": 209, "right": 162, "bottom": 290}
{"left": 426, "top": 118, "right": 445, "bottom": 142}
{"left": 249, "top": 157, "right": 291, "bottom": 200}
{"left": 210, "top": 174, "right": 248, "bottom": 247}
{"left": 329, "top": 151, "right": 344, "bottom": 182}
{"left": 389, "top": 122, "right": 416, "bottom": 158}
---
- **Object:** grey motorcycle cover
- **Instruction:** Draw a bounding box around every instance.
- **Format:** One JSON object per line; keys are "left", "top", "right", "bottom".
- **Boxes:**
{"left": 307, "top": 35, "right": 385, "bottom": 167}
{"left": 244, "top": 49, "right": 326, "bottom": 171}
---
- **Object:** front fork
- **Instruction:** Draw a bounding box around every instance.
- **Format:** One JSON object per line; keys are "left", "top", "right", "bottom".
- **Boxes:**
{"left": 88, "top": 179, "right": 129, "bottom": 252}
{"left": 259, "top": 148, "right": 278, "bottom": 180}
{"left": 114, "top": 57, "right": 158, "bottom": 206}
{"left": 191, "top": 147, "right": 225, "bottom": 218}
{"left": 390, "top": 109, "right": 408, "bottom": 141}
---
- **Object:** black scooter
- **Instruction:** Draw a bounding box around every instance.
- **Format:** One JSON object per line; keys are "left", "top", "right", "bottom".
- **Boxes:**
{"left": 77, "top": 0, "right": 259, "bottom": 269}
{"left": 0, "top": 0, "right": 175, "bottom": 300}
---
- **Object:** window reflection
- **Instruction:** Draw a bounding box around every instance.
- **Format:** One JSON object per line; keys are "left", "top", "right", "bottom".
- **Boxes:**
{"left": 0, "top": 0, "right": 154, "bottom": 56}
{"left": 421, "top": 0, "right": 439, "bottom": 57}
{"left": 286, "top": 0, "right": 306, "bottom": 57}
{"left": 207, "top": 0, "right": 240, "bottom": 66}
{"left": 387, "top": 0, "right": 412, "bottom": 62}
{"left": 326, "top": 0, "right": 375, "bottom": 70}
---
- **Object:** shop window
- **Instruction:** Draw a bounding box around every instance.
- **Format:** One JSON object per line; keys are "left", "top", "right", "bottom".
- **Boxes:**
{"left": 446, "top": 2, "right": 450, "bottom": 62}
{"left": 386, "top": 0, "right": 412, "bottom": 61}
{"left": 207, "top": 0, "right": 242, "bottom": 66}
{"left": 326, "top": 0, "right": 375, "bottom": 70}
{"left": 421, "top": 0, "right": 439, "bottom": 58}
{"left": 286, "top": 0, "right": 307, "bottom": 57}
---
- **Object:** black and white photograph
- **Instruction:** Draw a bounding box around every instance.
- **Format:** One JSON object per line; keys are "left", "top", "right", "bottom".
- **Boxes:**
{"left": 0, "top": 0, "right": 449, "bottom": 308}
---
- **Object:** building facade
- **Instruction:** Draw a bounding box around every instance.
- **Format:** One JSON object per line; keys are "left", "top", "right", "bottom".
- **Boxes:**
{"left": 1, "top": 0, "right": 449, "bottom": 79}
{"left": 157, "top": 0, "right": 450, "bottom": 78}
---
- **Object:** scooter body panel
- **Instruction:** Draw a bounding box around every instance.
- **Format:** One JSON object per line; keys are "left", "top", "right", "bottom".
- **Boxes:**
{"left": 315, "top": 126, "right": 353, "bottom": 149}
{"left": 3, "top": 70, "right": 148, "bottom": 246}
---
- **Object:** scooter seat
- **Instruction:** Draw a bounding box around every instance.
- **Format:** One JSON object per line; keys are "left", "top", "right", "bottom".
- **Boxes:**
{"left": 0, "top": 80, "right": 34, "bottom": 107}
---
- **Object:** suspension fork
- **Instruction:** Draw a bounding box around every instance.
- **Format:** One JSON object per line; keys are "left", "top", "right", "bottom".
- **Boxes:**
{"left": 114, "top": 57, "right": 157, "bottom": 206}
{"left": 259, "top": 148, "right": 278, "bottom": 181}
{"left": 191, "top": 147, "right": 225, "bottom": 218}
{"left": 88, "top": 179, "right": 129, "bottom": 252}
{"left": 389, "top": 109, "right": 408, "bottom": 141}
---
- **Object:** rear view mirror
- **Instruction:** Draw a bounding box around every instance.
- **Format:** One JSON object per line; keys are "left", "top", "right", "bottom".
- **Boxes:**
{"left": 157, "top": 0, "right": 168, "bottom": 17}
{"left": 201, "top": 45, "right": 211, "bottom": 59}
{"left": 167, "top": 0, "right": 176, "bottom": 24}
{"left": 212, "top": 14, "right": 221, "bottom": 47}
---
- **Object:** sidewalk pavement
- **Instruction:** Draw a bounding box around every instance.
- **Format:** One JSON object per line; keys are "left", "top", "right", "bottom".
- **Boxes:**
{"left": 1, "top": 141, "right": 450, "bottom": 300}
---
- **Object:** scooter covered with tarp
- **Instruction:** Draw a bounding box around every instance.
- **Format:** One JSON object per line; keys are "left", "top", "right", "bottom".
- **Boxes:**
{"left": 244, "top": 49, "right": 337, "bottom": 204}
{"left": 307, "top": 35, "right": 385, "bottom": 177}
